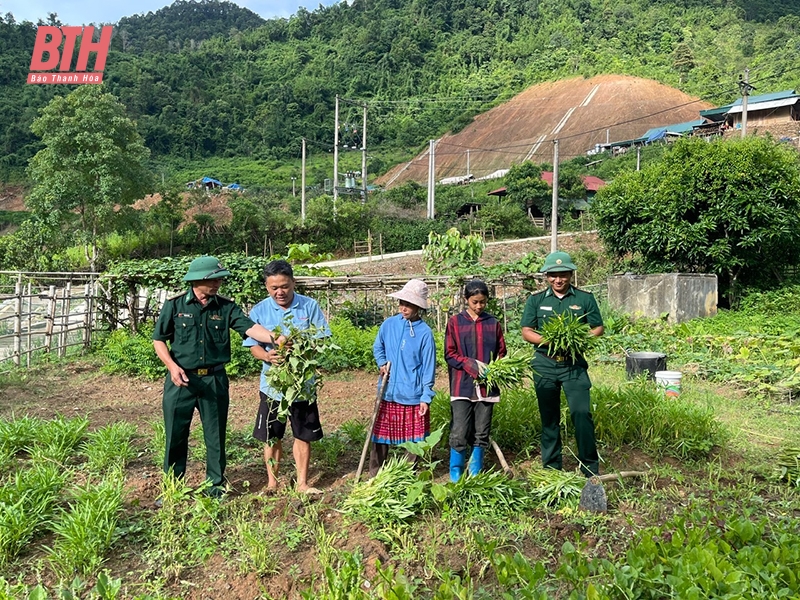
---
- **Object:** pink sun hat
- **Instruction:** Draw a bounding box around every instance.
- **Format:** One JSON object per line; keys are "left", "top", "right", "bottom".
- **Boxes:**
{"left": 387, "top": 279, "right": 429, "bottom": 309}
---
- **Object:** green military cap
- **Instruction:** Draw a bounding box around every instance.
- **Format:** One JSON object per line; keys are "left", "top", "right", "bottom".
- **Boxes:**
{"left": 183, "top": 256, "right": 232, "bottom": 281}
{"left": 540, "top": 251, "right": 578, "bottom": 273}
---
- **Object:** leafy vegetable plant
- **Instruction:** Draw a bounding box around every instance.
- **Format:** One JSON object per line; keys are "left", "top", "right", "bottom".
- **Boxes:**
{"left": 538, "top": 313, "right": 593, "bottom": 361}
{"left": 265, "top": 318, "right": 339, "bottom": 423}
{"left": 477, "top": 349, "right": 533, "bottom": 391}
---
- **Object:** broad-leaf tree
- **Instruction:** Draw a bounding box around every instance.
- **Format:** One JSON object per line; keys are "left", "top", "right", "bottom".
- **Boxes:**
{"left": 27, "top": 86, "right": 152, "bottom": 270}
{"left": 504, "top": 161, "right": 552, "bottom": 217}
{"left": 592, "top": 136, "right": 800, "bottom": 300}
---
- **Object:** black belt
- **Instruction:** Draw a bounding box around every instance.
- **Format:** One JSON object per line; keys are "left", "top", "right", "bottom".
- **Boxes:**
{"left": 185, "top": 364, "right": 225, "bottom": 376}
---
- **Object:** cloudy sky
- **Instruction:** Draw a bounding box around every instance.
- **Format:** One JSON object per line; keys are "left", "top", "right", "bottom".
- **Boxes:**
{"left": 1, "top": 0, "right": 338, "bottom": 25}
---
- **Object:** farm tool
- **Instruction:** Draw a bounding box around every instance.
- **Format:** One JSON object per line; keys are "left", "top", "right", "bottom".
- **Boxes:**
{"left": 354, "top": 361, "right": 391, "bottom": 483}
{"left": 579, "top": 470, "right": 647, "bottom": 513}
{"left": 489, "top": 438, "right": 514, "bottom": 478}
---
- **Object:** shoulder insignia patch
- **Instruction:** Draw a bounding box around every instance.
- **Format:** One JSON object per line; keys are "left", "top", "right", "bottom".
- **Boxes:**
{"left": 574, "top": 287, "right": 594, "bottom": 295}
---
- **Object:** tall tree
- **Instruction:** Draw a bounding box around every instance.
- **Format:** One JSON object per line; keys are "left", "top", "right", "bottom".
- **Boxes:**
{"left": 505, "top": 161, "right": 553, "bottom": 217}
{"left": 592, "top": 136, "right": 800, "bottom": 301}
{"left": 27, "top": 86, "right": 152, "bottom": 270}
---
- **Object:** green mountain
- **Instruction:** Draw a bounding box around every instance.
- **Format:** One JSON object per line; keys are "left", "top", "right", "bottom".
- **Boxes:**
{"left": 115, "top": 0, "right": 266, "bottom": 53}
{"left": 1, "top": 0, "right": 799, "bottom": 182}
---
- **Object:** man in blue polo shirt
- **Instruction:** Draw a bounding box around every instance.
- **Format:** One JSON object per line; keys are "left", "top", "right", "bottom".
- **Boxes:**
{"left": 244, "top": 259, "right": 330, "bottom": 494}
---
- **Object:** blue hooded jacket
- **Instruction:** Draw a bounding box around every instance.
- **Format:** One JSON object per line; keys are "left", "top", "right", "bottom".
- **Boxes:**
{"left": 373, "top": 314, "right": 436, "bottom": 405}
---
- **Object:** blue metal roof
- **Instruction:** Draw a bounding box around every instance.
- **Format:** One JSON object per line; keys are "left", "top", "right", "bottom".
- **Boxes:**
{"left": 700, "top": 90, "right": 798, "bottom": 119}
{"left": 727, "top": 89, "right": 798, "bottom": 108}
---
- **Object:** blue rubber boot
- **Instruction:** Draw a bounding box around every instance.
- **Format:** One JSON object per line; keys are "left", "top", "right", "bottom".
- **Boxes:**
{"left": 468, "top": 446, "right": 485, "bottom": 476}
{"left": 449, "top": 448, "right": 468, "bottom": 483}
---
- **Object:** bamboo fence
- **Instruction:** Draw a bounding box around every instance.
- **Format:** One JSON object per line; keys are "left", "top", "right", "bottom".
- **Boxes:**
{"left": 0, "top": 269, "right": 607, "bottom": 371}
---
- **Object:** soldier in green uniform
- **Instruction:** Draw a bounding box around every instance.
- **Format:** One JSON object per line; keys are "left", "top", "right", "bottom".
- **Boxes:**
{"left": 153, "top": 256, "right": 282, "bottom": 498}
{"left": 521, "top": 251, "right": 604, "bottom": 476}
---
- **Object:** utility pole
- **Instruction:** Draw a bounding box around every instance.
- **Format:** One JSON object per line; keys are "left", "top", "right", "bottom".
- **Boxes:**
{"left": 333, "top": 94, "right": 339, "bottom": 217}
{"left": 361, "top": 102, "right": 368, "bottom": 201}
{"left": 739, "top": 68, "right": 753, "bottom": 139}
{"left": 301, "top": 137, "right": 307, "bottom": 223}
{"left": 427, "top": 139, "right": 436, "bottom": 219}
{"left": 551, "top": 140, "right": 559, "bottom": 253}
{"left": 466, "top": 148, "right": 470, "bottom": 177}
{"left": 291, "top": 177, "right": 296, "bottom": 197}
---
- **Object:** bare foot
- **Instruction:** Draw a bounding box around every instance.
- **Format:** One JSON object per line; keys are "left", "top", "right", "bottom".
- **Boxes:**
{"left": 297, "top": 485, "right": 323, "bottom": 495}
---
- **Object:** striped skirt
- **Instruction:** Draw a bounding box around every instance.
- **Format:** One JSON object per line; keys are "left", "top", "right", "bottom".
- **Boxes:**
{"left": 371, "top": 400, "right": 430, "bottom": 445}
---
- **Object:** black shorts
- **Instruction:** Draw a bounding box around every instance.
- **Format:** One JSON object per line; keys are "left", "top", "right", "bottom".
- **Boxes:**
{"left": 253, "top": 391, "right": 324, "bottom": 443}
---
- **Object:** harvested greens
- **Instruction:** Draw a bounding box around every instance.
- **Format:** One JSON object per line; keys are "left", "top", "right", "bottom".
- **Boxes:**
{"left": 538, "top": 312, "right": 594, "bottom": 362}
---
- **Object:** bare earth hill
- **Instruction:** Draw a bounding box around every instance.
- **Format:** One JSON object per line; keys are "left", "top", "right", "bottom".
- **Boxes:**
{"left": 378, "top": 75, "right": 713, "bottom": 188}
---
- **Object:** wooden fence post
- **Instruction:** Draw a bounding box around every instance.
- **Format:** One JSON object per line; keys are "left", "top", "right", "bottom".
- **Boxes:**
{"left": 13, "top": 274, "right": 22, "bottom": 366}
{"left": 59, "top": 283, "right": 71, "bottom": 358}
{"left": 501, "top": 283, "right": 508, "bottom": 334}
{"left": 45, "top": 285, "right": 56, "bottom": 353}
{"left": 26, "top": 281, "right": 32, "bottom": 367}
{"left": 82, "top": 283, "right": 92, "bottom": 350}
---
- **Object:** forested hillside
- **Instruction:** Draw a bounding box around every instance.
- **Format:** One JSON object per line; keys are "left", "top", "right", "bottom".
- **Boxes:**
{"left": 1, "top": 0, "right": 799, "bottom": 182}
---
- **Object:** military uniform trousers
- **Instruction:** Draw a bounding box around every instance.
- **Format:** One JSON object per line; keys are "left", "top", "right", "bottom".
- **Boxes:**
{"left": 162, "top": 370, "right": 230, "bottom": 486}
{"left": 533, "top": 357, "right": 599, "bottom": 476}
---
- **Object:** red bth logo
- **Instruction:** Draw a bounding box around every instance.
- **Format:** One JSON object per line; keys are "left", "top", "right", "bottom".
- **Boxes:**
{"left": 27, "top": 26, "right": 113, "bottom": 85}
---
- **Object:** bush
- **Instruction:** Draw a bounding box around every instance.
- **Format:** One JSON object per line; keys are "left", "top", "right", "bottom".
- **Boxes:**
{"left": 320, "top": 318, "right": 378, "bottom": 372}
{"left": 100, "top": 325, "right": 164, "bottom": 380}
{"left": 591, "top": 380, "right": 727, "bottom": 460}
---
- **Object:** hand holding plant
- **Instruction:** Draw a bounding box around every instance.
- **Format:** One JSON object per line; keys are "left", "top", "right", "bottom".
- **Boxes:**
{"left": 476, "top": 350, "right": 533, "bottom": 391}
{"left": 265, "top": 317, "right": 339, "bottom": 423}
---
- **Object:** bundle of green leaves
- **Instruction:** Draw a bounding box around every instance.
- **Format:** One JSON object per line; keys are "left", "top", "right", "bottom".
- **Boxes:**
{"left": 477, "top": 350, "right": 533, "bottom": 391}
{"left": 538, "top": 313, "right": 593, "bottom": 362}
{"left": 265, "top": 319, "right": 339, "bottom": 423}
{"left": 341, "top": 457, "right": 431, "bottom": 527}
{"left": 526, "top": 467, "right": 585, "bottom": 509}
{"left": 776, "top": 445, "right": 800, "bottom": 487}
{"left": 432, "top": 470, "right": 531, "bottom": 517}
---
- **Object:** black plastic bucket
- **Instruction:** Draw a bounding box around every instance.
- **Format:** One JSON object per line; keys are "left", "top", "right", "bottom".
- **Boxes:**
{"left": 625, "top": 352, "right": 667, "bottom": 380}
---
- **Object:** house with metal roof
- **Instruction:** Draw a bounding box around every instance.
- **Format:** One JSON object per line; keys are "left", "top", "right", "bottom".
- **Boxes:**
{"left": 640, "top": 119, "right": 708, "bottom": 143}
{"left": 700, "top": 90, "right": 800, "bottom": 132}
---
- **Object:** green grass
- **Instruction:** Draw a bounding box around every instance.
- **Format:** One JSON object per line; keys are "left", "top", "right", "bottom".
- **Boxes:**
{"left": 48, "top": 470, "right": 125, "bottom": 577}
{"left": 2, "top": 348, "right": 800, "bottom": 598}
{"left": 82, "top": 422, "right": 138, "bottom": 474}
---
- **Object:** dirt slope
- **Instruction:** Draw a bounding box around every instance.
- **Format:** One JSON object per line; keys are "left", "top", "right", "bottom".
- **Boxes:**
{"left": 378, "top": 74, "right": 713, "bottom": 187}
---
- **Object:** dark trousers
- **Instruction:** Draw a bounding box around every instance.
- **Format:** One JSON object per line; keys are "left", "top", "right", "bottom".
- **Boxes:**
{"left": 368, "top": 443, "right": 419, "bottom": 478}
{"left": 449, "top": 399, "right": 494, "bottom": 452}
{"left": 162, "top": 371, "right": 229, "bottom": 486}
{"left": 533, "top": 361, "right": 599, "bottom": 476}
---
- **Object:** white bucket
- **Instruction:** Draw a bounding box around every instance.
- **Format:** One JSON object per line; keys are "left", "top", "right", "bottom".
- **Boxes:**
{"left": 655, "top": 370, "right": 682, "bottom": 398}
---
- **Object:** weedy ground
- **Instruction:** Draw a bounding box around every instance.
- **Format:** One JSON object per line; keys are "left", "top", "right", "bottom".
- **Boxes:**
{"left": 0, "top": 357, "right": 798, "bottom": 599}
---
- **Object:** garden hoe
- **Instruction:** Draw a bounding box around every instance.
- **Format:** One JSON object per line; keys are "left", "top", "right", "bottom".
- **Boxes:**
{"left": 354, "top": 361, "right": 391, "bottom": 483}
{"left": 579, "top": 470, "right": 647, "bottom": 513}
{"left": 489, "top": 438, "right": 514, "bottom": 478}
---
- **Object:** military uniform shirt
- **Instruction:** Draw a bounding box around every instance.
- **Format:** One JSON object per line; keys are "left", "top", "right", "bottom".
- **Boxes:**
{"left": 153, "top": 289, "right": 255, "bottom": 369}
{"left": 520, "top": 285, "right": 603, "bottom": 359}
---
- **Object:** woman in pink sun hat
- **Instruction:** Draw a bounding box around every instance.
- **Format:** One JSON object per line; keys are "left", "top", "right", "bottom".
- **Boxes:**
{"left": 369, "top": 279, "right": 437, "bottom": 477}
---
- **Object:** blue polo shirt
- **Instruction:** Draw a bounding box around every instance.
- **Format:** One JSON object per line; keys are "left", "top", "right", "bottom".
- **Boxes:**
{"left": 243, "top": 292, "right": 330, "bottom": 399}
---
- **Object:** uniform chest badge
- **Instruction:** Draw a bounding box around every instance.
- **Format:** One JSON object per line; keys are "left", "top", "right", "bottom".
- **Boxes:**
{"left": 569, "top": 305, "right": 581, "bottom": 310}
{"left": 540, "top": 306, "right": 553, "bottom": 311}
{"left": 209, "top": 314, "right": 223, "bottom": 320}
{"left": 177, "top": 313, "right": 193, "bottom": 318}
